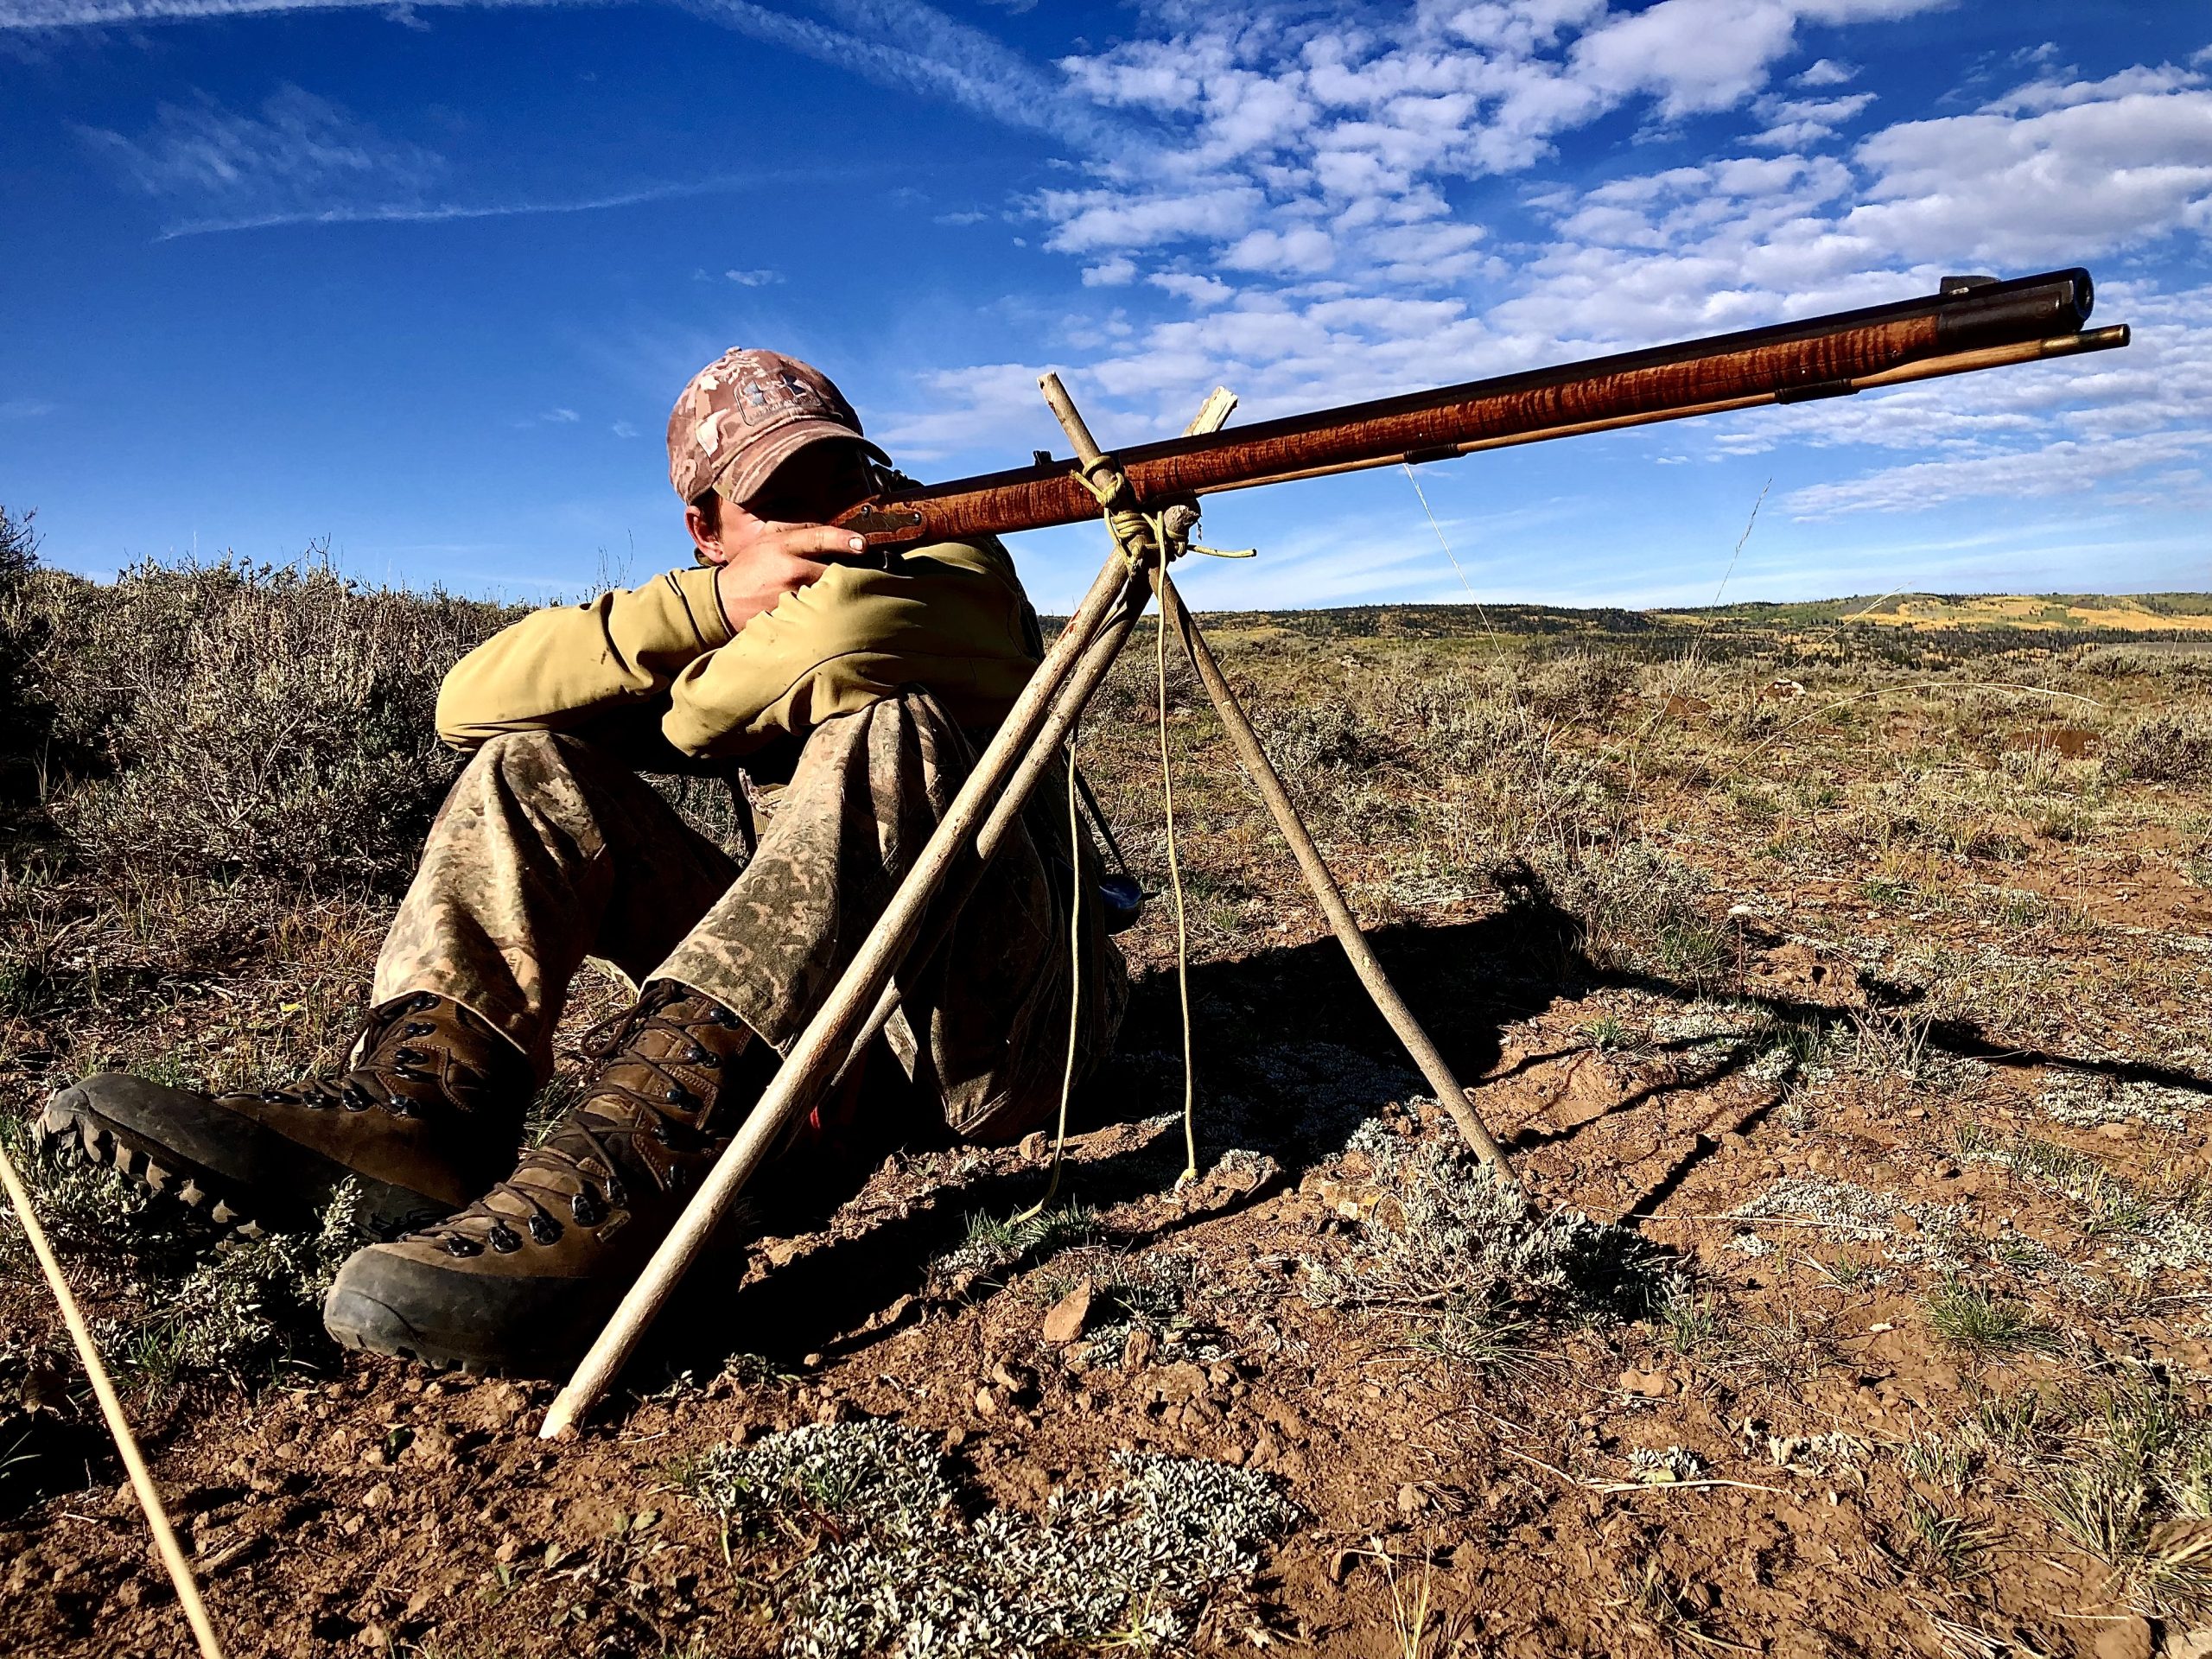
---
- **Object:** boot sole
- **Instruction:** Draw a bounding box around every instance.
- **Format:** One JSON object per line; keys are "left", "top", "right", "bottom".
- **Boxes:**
{"left": 323, "top": 1289, "right": 551, "bottom": 1376}
{"left": 323, "top": 1263, "right": 590, "bottom": 1377}
{"left": 38, "top": 1094, "right": 450, "bottom": 1242}
{"left": 37, "top": 1100, "right": 273, "bottom": 1237}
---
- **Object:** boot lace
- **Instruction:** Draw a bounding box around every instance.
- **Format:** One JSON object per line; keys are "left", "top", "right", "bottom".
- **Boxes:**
{"left": 257, "top": 991, "right": 458, "bottom": 1119}
{"left": 416, "top": 987, "right": 744, "bottom": 1257}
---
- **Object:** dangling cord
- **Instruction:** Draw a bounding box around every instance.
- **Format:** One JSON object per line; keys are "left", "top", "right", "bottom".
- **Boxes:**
{"left": 1014, "top": 725, "right": 1085, "bottom": 1224}
{"left": 1157, "top": 567, "right": 1198, "bottom": 1185}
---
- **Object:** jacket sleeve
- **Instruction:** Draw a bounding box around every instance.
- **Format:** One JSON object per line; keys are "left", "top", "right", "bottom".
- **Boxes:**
{"left": 435, "top": 565, "right": 733, "bottom": 750}
{"left": 659, "top": 543, "right": 1040, "bottom": 760}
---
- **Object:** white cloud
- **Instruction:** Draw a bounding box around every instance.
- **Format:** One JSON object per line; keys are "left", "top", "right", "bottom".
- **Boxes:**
{"left": 1221, "top": 224, "right": 1336, "bottom": 274}
{"left": 1796, "top": 57, "right": 1856, "bottom": 87}
{"left": 1081, "top": 256, "right": 1136, "bottom": 286}
{"left": 0, "top": 397, "right": 54, "bottom": 418}
{"left": 1147, "top": 271, "right": 1234, "bottom": 308}
{"left": 724, "top": 267, "right": 781, "bottom": 285}
{"left": 1844, "top": 85, "right": 2212, "bottom": 264}
{"left": 1783, "top": 430, "right": 2212, "bottom": 518}
{"left": 14, "top": 0, "right": 1129, "bottom": 152}
{"left": 1746, "top": 91, "right": 1875, "bottom": 148}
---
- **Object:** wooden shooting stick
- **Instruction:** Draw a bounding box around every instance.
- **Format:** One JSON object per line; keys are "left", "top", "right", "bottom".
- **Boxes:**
{"left": 0, "top": 1138, "right": 229, "bottom": 1659}
{"left": 1033, "top": 378, "right": 1513, "bottom": 1178}
{"left": 823, "top": 390, "right": 1242, "bottom": 1094}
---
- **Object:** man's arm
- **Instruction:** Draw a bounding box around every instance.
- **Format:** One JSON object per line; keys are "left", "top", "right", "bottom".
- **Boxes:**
{"left": 660, "top": 539, "right": 1041, "bottom": 760}
{"left": 435, "top": 567, "right": 735, "bottom": 749}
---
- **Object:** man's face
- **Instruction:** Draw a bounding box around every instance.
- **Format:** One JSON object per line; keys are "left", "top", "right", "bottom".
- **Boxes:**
{"left": 740, "top": 441, "right": 877, "bottom": 527}
{"left": 688, "top": 439, "right": 878, "bottom": 564}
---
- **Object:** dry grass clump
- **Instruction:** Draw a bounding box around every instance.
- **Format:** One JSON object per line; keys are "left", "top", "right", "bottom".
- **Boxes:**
{"left": 681, "top": 1421, "right": 1295, "bottom": 1657}
{"left": 2112, "top": 712, "right": 2212, "bottom": 784}
{"left": 1302, "top": 1120, "right": 1675, "bottom": 1370}
{"left": 0, "top": 506, "right": 50, "bottom": 821}
{"left": 2034, "top": 1378, "right": 2212, "bottom": 1614}
{"left": 0, "top": 1110, "right": 361, "bottom": 1389}
{"left": 1522, "top": 842, "right": 1736, "bottom": 990}
{"left": 20, "top": 558, "right": 515, "bottom": 891}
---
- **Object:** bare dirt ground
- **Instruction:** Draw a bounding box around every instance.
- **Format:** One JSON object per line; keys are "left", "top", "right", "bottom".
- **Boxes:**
{"left": 5, "top": 569, "right": 2212, "bottom": 1659}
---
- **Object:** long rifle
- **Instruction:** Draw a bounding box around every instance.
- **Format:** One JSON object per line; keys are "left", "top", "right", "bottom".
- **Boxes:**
{"left": 545, "top": 267, "right": 2126, "bottom": 1436}
{"left": 836, "top": 269, "right": 2122, "bottom": 545}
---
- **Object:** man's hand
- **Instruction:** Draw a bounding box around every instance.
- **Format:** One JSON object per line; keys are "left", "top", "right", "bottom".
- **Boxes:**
{"left": 705, "top": 522, "right": 868, "bottom": 634}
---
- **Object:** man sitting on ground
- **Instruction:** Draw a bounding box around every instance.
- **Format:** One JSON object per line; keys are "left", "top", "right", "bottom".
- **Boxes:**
{"left": 41, "top": 349, "right": 1125, "bottom": 1375}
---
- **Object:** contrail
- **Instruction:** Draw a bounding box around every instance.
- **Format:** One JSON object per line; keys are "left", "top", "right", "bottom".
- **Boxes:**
{"left": 3, "top": 0, "right": 1130, "bottom": 150}
{"left": 0, "top": 0, "right": 574, "bottom": 24}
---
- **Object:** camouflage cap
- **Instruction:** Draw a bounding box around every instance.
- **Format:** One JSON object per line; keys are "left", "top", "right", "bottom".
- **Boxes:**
{"left": 667, "top": 348, "right": 890, "bottom": 507}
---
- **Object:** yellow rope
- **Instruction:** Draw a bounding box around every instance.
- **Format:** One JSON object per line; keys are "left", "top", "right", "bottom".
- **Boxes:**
{"left": 1013, "top": 728, "right": 1085, "bottom": 1224}
{"left": 1156, "top": 567, "right": 1198, "bottom": 1185}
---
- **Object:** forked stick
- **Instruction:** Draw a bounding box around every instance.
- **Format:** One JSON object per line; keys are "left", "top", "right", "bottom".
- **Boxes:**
{"left": 0, "top": 1137, "right": 229, "bottom": 1659}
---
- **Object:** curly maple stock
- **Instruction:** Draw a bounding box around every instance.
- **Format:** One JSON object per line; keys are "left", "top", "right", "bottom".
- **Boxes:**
{"left": 839, "top": 269, "right": 2119, "bottom": 546}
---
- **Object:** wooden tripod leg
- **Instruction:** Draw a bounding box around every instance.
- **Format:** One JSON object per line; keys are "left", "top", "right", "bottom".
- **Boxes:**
{"left": 1151, "top": 568, "right": 1515, "bottom": 1179}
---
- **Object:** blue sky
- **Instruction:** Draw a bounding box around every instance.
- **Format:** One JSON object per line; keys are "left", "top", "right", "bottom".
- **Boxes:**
{"left": 2, "top": 0, "right": 2207, "bottom": 612}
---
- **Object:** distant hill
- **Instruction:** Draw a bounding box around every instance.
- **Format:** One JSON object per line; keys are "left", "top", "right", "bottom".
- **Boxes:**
{"left": 1174, "top": 593, "right": 2212, "bottom": 642}
{"left": 1656, "top": 593, "right": 2212, "bottom": 632}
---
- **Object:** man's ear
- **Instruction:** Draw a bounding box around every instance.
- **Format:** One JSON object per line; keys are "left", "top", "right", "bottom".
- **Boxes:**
{"left": 684, "top": 501, "right": 724, "bottom": 565}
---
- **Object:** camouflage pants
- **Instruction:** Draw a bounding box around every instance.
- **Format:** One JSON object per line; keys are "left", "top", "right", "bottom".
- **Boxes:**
{"left": 372, "top": 690, "right": 1127, "bottom": 1143}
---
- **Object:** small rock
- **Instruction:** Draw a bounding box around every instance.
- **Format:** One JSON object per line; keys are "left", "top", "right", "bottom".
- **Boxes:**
{"left": 1042, "top": 1284, "right": 1094, "bottom": 1345}
{"left": 1618, "top": 1369, "right": 1668, "bottom": 1398}
{"left": 404, "top": 1426, "right": 457, "bottom": 1470}
{"left": 1396, "top": 1484, "right": 1426, "bottom": 1514}
{"left": 477, "top": 1382, "right": 529, "bottom": 1430}
{"left": 1020, "top": 1131, "right": 1050, "bottom": 1163}
{"left": 2092, "top": 1615, "right": 2152, "bottom": 1659}
{"left": 493, "top": 1537, "right": 520, "bottom": 1564}
{"left": 1122, "top": 1329, "right": 1157, "bottom": 1372}
{"left": 361, "top": 1483, "right": 393, "bottom": 1512}
{"left": 973, "top": 1386, "right": 1001, "bottom": 1417}
{"left": 356, "top": 1625, "right": 389, "bottom": 1651}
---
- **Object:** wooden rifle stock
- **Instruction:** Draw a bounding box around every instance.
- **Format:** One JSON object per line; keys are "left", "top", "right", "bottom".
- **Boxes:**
{"left": 836, "top": 269, "right": 2126, "bottom": 546}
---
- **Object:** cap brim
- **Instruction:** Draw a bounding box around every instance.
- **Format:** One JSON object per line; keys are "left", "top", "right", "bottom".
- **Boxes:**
{"left": 713, "top": 420, "right": 892, "bottom": 506}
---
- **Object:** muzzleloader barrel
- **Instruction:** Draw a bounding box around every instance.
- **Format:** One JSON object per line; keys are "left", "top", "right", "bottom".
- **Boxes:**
{"left": 836, "top": 268, "right": 2125, "bottom": 547}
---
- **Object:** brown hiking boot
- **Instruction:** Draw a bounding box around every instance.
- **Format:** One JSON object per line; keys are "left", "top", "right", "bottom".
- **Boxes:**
{"left": 38, "top": 992, "right": 532, "bottom": 1239}
{"left": 321, "top": 981, "right": 779, "bottom": 1374}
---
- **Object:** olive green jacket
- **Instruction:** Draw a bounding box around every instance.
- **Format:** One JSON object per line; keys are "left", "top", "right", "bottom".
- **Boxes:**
{"left": 436, "top": 539, "right": 1043, "bottom": 760}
